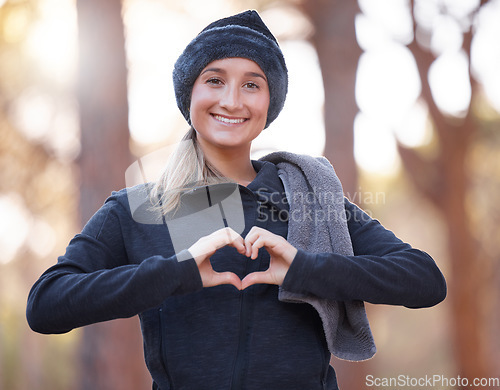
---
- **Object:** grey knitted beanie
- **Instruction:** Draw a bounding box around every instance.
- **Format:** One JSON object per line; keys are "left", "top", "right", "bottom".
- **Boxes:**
{"left": 173, "top": 10, "right": 288, "bottom": 128}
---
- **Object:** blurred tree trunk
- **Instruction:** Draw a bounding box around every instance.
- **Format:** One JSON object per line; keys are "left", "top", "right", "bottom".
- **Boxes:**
{"left": 299, "top": 0, "right": 361, "bottom": 196}
{"left": 398, "top": 0, "right": 492, "bottom": 385}
{"left": 299, "top": 2, "right": 370, "bottom": 389}
{"left": 77, "top": 0, "right": 150, "bottom": 389}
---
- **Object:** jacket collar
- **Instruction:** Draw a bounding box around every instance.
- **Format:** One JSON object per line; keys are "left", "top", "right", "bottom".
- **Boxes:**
{"left": 247, "top": 160, "right": 288, "bottom": 212}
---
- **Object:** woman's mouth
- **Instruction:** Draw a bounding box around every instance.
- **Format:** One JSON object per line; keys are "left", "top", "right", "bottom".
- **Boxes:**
{"left": 212, "top": 114, "right": 248, "bottom": 124}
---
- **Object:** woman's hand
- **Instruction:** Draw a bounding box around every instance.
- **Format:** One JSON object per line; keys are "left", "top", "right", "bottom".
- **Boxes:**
{"left": 188, "top": 227, "right": 246, "bottom": 290}
{"left": 241, "top": 226, "right": 297, "bottom": 289}
{"left": 188, "top": 226, "right": 298, "bottom": 290}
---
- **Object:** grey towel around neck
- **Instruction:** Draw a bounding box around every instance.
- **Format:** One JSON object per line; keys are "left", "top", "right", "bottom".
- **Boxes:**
{"left": 260, "top": 151, "right": 376, "bottom": 361}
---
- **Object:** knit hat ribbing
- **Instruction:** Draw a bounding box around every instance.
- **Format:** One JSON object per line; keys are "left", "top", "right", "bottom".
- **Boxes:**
{"left": 173, "top": 10, "right": 288, "bottom": 128}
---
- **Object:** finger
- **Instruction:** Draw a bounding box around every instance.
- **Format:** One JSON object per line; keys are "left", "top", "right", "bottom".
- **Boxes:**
{"left": 241, "top": 270, "right": 278, "bottom": 289}
{"left": 190, "top": 227, "right": 244, "bottom": 262}
{"left": 205, "top": 271, "right": 242, "bottom": 290}
{"left": 215, "top": 227, "right": 241, "bottom": 248}
{"left": 249, "top": 237, "right": 265, "bottom": 260}
{"left": 244, "top": 227, "right": 266, "bottom": 258}
{"left": 243, "top": 231, "right": 254, "bottom": 257}
{"left": 226, "top": 231, "right": 246, "bottom": 254}
{"left": 222, "top": 228, "right": 248, "bottom": 256}
{"left": 245, "top": 231, "right": 272, "bottom": 259}
{"left": 245, "top": 239, "right": 252, "bottom": 258}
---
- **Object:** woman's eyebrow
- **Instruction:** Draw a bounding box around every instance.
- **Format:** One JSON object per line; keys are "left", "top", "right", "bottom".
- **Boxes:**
{"left": 245, "top": 72, "right": 267, "bottom": 81}
{"left": 201, "top": 67, "right": 225, "bottom": 75}
{"left": 200, "top": 68, "right": 266, "bottom": 81}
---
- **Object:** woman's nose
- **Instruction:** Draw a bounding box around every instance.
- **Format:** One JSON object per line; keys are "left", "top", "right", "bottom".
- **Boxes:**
{"left": 219, "top": 84, "right": 243, "bottom": 111}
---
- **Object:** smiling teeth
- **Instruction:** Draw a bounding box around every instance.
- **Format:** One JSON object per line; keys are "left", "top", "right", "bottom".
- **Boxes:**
{"left": 214, "top": 115, "right": 246, "bottom": 124}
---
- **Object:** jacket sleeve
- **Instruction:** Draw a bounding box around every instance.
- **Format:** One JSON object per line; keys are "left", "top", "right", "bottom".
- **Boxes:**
{"left": 26, "top": 198, "right": 202, "bottom": 335}
{"left": 282, "top": 198, "right": 447, "bottom": 308}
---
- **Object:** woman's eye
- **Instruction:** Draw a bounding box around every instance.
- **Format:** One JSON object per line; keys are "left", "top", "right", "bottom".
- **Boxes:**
{"left": 244, "top": 82, "right": 259, "bottom": 89}
{"left": 206, "top": 78, "right": 223, "bottom": 85}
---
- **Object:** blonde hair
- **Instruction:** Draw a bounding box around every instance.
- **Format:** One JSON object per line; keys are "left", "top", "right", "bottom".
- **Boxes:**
{"left": 150, "top": 128, "right": 230, "bottom": 215}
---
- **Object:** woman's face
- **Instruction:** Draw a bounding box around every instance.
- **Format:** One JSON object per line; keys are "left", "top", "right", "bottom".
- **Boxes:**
{"left": 190, "top": 57, "right": 270, "bottom": 154}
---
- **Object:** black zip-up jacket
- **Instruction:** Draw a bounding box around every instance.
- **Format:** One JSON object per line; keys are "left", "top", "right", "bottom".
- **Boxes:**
{"left": 26, "top": 160, "right": 446, "bottom": 389}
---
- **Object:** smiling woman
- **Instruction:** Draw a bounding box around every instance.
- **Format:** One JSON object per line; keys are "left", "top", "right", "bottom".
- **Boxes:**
{"left": 26, "top": 9, "right": 446, "bottom": 390}
{"left": 190, "top": 58, "right": 270, "bottom": 162}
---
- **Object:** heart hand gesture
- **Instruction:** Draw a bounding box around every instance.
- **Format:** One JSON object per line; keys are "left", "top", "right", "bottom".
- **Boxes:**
{"left": 188, "top": 227, "right": 246, "bottom": 290}
{"left": 187, "top": 226, "right": 297, "bottom": 290}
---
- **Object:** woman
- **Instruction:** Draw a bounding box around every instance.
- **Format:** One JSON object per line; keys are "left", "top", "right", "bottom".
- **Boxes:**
{"left": 27, "top": 10, "right": 446, "bottom": 389}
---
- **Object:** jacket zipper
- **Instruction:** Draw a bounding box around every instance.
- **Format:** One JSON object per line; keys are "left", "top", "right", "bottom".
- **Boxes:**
{"left": 229, "top": 291, "right": 249, "bottom": 389}
{"left": 229, "top": 190, "right": 261, "bottom": 389}
{"left": 229, "top": 237, "right": 258, "bottom": 390}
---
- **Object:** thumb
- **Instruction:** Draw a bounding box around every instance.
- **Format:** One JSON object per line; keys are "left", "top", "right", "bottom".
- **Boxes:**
{"left": 205, "top": 271, "right": 242, "bottom": 290}
{"left": 241, "top": 270, "right": 277, "bottom": 290}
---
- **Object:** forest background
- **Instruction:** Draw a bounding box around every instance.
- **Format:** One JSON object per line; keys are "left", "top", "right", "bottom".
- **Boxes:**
{"left": 0, "top": 0, "right": 499, "bottom": 389}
